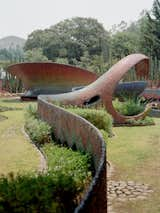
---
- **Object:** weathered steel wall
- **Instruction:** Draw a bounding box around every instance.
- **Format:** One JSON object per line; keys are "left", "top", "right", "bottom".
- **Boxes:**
{"left": 38, "top": 96, "right": 107, "bottom": 213}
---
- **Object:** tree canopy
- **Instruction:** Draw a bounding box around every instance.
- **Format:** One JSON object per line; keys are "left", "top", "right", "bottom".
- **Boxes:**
{"left": 24, "top": 17, "right": 110, "bottom": 73}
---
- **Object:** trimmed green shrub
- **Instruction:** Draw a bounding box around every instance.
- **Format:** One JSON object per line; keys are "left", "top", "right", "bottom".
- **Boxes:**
{"left": 113, "top": 98, "right": 145, "bottom": 116}
{"left": 67, "top": 108, "right": 113, "bottom": 136}
{"left": 24, "top": 105, "right": 52, "bottom": 146}
{"left": 25, "top": 117, "right": 52, "bottom": 146}
{"left": 0, "top": 172, "right": 79, "bottom": 213}
{"left": 43, "top": 144, "right": 92, "bottom": 190}
{"left": 100, "top": 129, "right": 109, "bottom": 142}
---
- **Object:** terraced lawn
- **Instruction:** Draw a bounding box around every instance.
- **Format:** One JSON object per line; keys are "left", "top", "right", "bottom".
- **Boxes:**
{"left": 108, "top": 118, "right": 160, "bottom": 213}
{"left": 0, "top": 98, "right": 40, "bottom": 175}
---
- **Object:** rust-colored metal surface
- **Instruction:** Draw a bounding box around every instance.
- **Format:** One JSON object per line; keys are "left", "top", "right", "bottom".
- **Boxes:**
{"left": 46, "top": 54, "right": 149, "bottom": 124}
{"left": 7, "top": 62, "right": 97, "bottom": 98}
{"left": 135, "top": 58, "right": 149, "bottom": 79}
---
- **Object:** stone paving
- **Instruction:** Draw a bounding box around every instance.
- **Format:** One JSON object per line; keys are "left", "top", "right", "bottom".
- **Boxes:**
{"left": 107, "top": 162, "right": 154, "bottom": 213}
{"left": 108, "top": 180, "right": 153, "bottom": 203}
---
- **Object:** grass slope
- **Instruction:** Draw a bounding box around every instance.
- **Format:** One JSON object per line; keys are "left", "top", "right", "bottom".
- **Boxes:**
{"left": 0, "top": 98, "right": 40, "bottom": 175}
{"left": 108, "top": 118, "right": 160, "bottom": 213}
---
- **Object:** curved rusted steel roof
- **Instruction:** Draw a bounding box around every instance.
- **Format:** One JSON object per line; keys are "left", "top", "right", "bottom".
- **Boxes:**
{"left": 44, "top": 54, "right": 149, "bottom": 123}
{"left": 7, "top": 62, "right": 97, "bottom": 90}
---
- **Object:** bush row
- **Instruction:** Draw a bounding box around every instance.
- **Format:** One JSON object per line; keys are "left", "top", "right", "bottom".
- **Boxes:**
{"left": 0, "top": 172, "right": 79, "bottom": 213}
{"left": 24, "top": 105, "right": 52, "bottom": 146}
{"left": 5, "top": 104, "right": 91, "bottom": 212}
{"left": 67, "top": 107, "right": 113, "bottom": 136}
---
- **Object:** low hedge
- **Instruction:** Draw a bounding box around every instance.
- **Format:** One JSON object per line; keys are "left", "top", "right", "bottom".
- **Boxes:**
{"left": 25, "top": 117, "right": 52, "bottom": 146}
{"left": 21, "top": 104, "right": 92, "bottom": 212}
{"left": 0, "top": 172, "right": 79, "bottom": 213}
{"left": 43, "top": 144, "right": 92, "bottom": 191}
{"left": 25, "top": 105, "right": 52, "bottom": 146}
{"left": 67, "top": 108, "right": 113, "bottom": 136}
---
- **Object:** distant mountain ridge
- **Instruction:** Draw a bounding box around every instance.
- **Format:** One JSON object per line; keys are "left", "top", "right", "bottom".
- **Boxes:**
{"left": 0, "top": 36, "right": 26, "bottom": 49}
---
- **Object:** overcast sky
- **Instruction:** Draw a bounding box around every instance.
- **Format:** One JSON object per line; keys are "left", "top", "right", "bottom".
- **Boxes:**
{"left": 0, "top": 0, "right": 154, "bottom": 39}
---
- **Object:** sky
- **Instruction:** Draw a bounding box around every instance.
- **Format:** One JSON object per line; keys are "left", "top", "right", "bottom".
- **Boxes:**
{"left": 0, "top": 0, "right": 154, "bottom": 39}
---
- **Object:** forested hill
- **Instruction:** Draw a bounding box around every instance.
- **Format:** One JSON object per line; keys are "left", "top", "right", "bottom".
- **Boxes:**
{"left": 0, "top": 36, "right": 26, "bottom": 49}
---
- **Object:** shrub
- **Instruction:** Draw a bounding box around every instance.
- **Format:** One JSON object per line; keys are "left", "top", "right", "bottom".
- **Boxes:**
{"left": 0, "top": 172, "right": 79, "bottom": 213}
{"left": 25, "top": 104, "right": 38, "bottom": 119}
{"left": 25, "top": 116, "right": 52, "bottom": 146}
{"left": 43, "top": 144, "right": 92, "bottom": 190}
{"left": 24, "top": 107, "right": 92, "bottom": 212}
{"left": 67, "top": 108, "right": 113, "bottom": 136}
{"left": 100, "top": 129, "right": 109, "bottom": 142}
{"left": 113, "top": 98, "right": 145, "bottom": 116}
{"left": 127, "top": 116, "right": 155, "bottom": 126}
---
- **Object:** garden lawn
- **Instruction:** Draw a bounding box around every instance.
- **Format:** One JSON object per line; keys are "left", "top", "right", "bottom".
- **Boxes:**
{"left": 108, "top": 118, "right": 160, "bottom": 213}
{"left": 0, "top": 98, "right": 40, "bottom": 175}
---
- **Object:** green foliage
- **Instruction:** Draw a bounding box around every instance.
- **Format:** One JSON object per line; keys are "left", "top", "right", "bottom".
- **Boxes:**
{"left": 0, "top": 142, "right": 92, "bottom": 212}
{"left": 43, "top": 144, "right": 92, "bottom": 190}
{"left": 0, "top": 172, "right": 79, "bottom": 212}
{"left": 24, "top": 17, "right": 110, "bottom": 73}
{"left": 25, "top": 117, "right": 52, "bottom": 146}
{"left": 126, "top": 116, "right": 155, "bottom": 125}
{"left": 0, "top": 46, "right": 24, "bottom": 62}
{"left": 114, "top": 98, "right": 145, "bottom": 116}
{"left": 24, "top": 104, "right": 38, "bottom": 119}
{"left": 24, "top": 48, "right": 49, "bottom": 62}
{"left": 139, "top": 0, "right": 160, "bottom": 80}
{"left": 67, "top": 107, "right": 113, "bottom": 136}
{"left": 111, "top": 31, "right": 139, "bottom": 60}
{"left": 25, "top": 105, "right": 52, "bottom": 146}
{"left": 100, "top": 129, "right": 109, "bottom": 141}
{"left": 22, "top": 104, "right": 92, "bottom": 212}
{"left": 2, "top": 70, "right": 23, "bottom": 93}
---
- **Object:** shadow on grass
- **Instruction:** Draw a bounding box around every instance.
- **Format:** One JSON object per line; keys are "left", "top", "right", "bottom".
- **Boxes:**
{"left": 0, "top": 105, "right": 22, "bottom": 112}
{"left": 1, "top": 98, "right": 21, "bottom": 103}
{"left": 0, "top": 115, "right": 8, "bottom": 121}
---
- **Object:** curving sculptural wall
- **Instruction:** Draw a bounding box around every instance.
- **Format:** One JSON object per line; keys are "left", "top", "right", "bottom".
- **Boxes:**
{"left": 38, "top": 96, "right": 107, "bottom": 213}
{"left": 43, "top": 54, "right": 150, "bottom": 124}
{"left": 7, "top": 54, "right": 149, "bottom": 124}
{"left": 7, "top": 63, "right": 97, "bottom": 99}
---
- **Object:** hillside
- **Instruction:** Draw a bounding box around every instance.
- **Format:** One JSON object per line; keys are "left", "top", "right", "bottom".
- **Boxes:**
{"left": 0, "top": 36, "right": 26, "bottom": 49}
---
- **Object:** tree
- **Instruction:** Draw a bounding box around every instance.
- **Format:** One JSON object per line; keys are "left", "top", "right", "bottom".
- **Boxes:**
{"left": 24, "top": 48, "right": 49, "bottom": 62}
{"left": 139, "top": 0, "right": 160, "bottom": 79}
{"left": 24, "top": 17, "right": 110, "bottom": 72}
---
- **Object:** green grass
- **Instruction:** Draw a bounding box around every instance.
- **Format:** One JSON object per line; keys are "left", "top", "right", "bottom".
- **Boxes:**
{"left": 108, "top": 118, "right": 160, "bottom": 213}
{"left": 0, "top": 98, "right": 40, "bottom": 175}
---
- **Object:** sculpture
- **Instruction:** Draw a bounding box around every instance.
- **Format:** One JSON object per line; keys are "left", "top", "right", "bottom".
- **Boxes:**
{"left": 42, "top": 54, "right": 149, "bottom": 124}
{"left": 7, "top": 63, "right": 97, "bottom": 100}
{"left": 8, "top": 54, "right": 149, "bottom": 123}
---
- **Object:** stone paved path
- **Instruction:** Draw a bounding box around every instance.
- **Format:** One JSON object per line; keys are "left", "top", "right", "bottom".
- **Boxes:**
{"left": 107, "top": 162, "right": 153, "bottom": 213}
